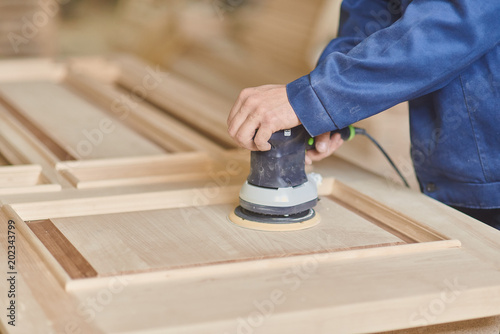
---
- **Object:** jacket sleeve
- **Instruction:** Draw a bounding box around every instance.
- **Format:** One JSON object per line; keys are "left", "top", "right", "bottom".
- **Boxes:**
{"left": 288, "top": 0, "right": 500, "bottom": 136}
{"left": 317, "top": 0, "right": 402, "bottom": 64}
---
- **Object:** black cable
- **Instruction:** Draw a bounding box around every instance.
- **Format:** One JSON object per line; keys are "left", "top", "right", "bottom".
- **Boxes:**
{"left": 353, "top": 127, "right": 410, "bottom": 188}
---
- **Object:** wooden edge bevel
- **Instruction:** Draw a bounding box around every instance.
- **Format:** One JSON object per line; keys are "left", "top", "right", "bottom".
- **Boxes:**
{"left": 65, "top": 239, "right": 461, "bottom": 292}
{"left": 0, "top": 94, "right": 75, "bottom": 161}
{"left": 1, "top": 205, "right": 73, "bottom": 289}
{"left": 330, "top": 181, "right": 454, "bottom": 244}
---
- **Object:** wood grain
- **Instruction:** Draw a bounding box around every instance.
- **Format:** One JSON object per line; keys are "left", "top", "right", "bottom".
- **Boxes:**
{"left": 330, "top": 181, "right": 449, "bottom": 243}
{"left": 115, "top": 55, "right": 236, "bottom": 149}
{"left": 0, "top": 81, "right": 165, "bottom": 160}
{"left": 0, "top": 93, "right": 76, "bottom": 161}
{"left": 0, "top": 210, "right": 103, "bottom": 333}
{"left": 57, "top": 152, "right": 214, "bottom": 189}
{"left": 49, "top": 197, "right": 406, "bottom": 277}
{"left": 27, "top": 219, "right": 97, "bottom": 279}
{"left": 64, "top": 69, "right": 225, "bottom": 153}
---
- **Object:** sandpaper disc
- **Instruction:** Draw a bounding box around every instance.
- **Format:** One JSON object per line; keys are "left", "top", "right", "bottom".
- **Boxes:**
{"left": 228, "top": 206, "right": 320, "bottom": 231}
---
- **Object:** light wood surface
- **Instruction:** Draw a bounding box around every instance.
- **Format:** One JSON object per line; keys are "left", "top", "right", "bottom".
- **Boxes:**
{"left": 115, "top": 55, "right": 236, "bottom": 149}
{"left": 64, "top": 70, "right": 224, "bottom": 153}
{"left": 56, "top": 152, "right": 214, "bottom": 189}
{"left": 0, "top": 81, "right": 165, "bottom": 160}
{"left": 47, "top": 196, "right": 404, "bottom": 278}
{"left": 0, "top": 57, "right": 498, "bottom": 334}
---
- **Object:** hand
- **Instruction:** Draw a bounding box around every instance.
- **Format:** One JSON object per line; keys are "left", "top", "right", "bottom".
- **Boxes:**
{"left": 305, "top": 132, "right": 344, "bottom": 165}
{"left": 227, "top": 85, "right": 301, "bottom": 151}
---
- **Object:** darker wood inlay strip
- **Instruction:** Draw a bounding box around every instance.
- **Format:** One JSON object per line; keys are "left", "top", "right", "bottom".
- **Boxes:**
{"left": 27, "top": 219, "right": 97, "bottom": 279}
{"left": 0, "top": 95, "right": 76, "bottom": 161}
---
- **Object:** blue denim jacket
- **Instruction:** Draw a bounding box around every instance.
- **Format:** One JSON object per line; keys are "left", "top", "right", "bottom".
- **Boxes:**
{"left": 287, "top": 0, "right": 500, "bottom": 209}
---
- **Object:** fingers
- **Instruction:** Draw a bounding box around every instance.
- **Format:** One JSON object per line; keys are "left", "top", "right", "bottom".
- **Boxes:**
{"left": 305, "top": 132, "right": 344, "bottom": 164}
{"left": 253, "top": 126, "right": 273, "bottom": 151}
{"left": 232, "top": 113, "right": 260, "bottom": 150}
{"left": 314, "top": 132, "right": 331, "bottom": 153}
{"left": 227, "top": 88, "right": 251, "bottom": 126}
{"left": 305, "top": 155, "right": 312, "bottom": 165}
{"left": 227, "top": 84, "right": 300, "bottom": 151}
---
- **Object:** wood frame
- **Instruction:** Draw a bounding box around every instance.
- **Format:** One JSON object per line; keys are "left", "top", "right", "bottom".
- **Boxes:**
{"left": 0, "top": 58, "right": 498, "bottom": 334}
{"left": 4, "top": 175, "right": 461, "bottom": 291}
{"left": 1, "top": 156, "right": 499, "bottom": 333}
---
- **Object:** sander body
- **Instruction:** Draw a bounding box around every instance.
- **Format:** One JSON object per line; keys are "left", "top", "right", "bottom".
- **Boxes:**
{"left": 230, "top": 126, "right": 323, "bottom": 231}
{"left": 228, "top": 123, "right": 407, "bottom": 231}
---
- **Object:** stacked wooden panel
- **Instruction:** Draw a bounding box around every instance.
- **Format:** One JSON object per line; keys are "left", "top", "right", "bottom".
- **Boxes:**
{"left": 0, "top": 57, "right": 498, "bottom": 333}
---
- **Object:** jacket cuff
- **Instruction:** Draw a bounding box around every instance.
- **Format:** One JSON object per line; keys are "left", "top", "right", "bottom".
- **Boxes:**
{"left": 286, "top": 75, "right": 338, "bottom": 137}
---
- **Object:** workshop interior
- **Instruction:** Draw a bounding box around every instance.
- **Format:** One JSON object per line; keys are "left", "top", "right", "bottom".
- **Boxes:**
{"left": 0, "top": 1, "right": 499, "bottom": 333}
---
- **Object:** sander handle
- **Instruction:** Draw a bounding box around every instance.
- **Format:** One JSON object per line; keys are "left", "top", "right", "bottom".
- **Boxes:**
{"left": 305, "top": 125, "right": 355, "bottom": 150}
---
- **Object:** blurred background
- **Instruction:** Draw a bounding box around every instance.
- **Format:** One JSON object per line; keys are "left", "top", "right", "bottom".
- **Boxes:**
{"left": 0, "top": 0, "right": 336, "bottom": 67}
{"left": 0, "top": 0, "right": 417, "bottom": 188}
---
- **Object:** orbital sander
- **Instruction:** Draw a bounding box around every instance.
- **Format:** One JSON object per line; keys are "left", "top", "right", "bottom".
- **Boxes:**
{"left": 229, "top": 125, "right": 354, "bottom": 231}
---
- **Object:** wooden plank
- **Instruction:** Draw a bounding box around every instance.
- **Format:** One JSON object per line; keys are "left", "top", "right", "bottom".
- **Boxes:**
{"left": 69, "top": 248, "right": 500, "bottom": 334}
{"left": 0, "top": 105, "right": 68, "bottom": 187}
{"left": 0, "top": 164, "right": 60, "bottom": 195}
{"left": 0, "top": 81, "right": 165, "bottom": 159}
{"left": 0, "top": 164, "right": 41, "bottom": 187}
{"left": 64, "top": 68, "right": 225, "bottom": 153}
{"left": 0, "top": 59, "right": 64, "bottom": 82}
{"left": 8, "top": 184, "right": 242, "bottom": 221}
{"left": 64, "top": 239, "right": 460, "bottom": 292}
{"left": 56, "top": 152, "right": 214, "bottom": 189}
{"left": 115, "top": 55, "right": 236, "bottom": 149}
{"left": 0, "top": 93, "right": 76, "bottom": 161}
{"left": 0, "top": 104, "right": 59, "bottom": 165}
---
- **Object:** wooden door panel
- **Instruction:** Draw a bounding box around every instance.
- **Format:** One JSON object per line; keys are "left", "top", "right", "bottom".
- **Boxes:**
{"left": 0, "top": 81, "right": 165, "bottom": 160}
{"left": 0, "top": 58, "right": 498, "bottom": 334}
{"left": 45, "top": 198, "right": 404, "bottom": 275}
{"left": 10, "top": 178, "right": 459, "bottom": 292}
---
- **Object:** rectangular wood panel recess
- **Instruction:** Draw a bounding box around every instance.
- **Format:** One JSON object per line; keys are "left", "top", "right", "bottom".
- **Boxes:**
{"left": 16, "top": 179, "right": 460, "bottom": 287}
{"left": 0, "top": 81, "right": 165, "bottom": 160}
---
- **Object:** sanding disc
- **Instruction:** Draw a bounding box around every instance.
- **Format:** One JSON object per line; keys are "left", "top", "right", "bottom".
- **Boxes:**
{"left": 228, "top": 206, "right": 320, "bottom": 232}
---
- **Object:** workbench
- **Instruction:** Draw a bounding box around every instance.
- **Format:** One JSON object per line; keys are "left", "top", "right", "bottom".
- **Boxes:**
{"left": 0, "top": 58, "right": 499, "bottom": 334}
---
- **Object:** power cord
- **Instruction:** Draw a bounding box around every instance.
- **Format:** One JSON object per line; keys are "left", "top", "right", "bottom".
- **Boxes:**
{"left": 352, "top": 127, "right": 410, "bottom": 188}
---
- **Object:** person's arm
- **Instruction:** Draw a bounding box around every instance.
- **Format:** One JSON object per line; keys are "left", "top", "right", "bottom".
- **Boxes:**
{"left": 226, "top": 0, "right": 400, "bottom": 152}
{"left": 288, "top": 0, "right": 500, "bottom": 137}
{"left": 227, "top": 0, "right": 500, "bottom": 151}
{"left": 308, "top": 0, "right": 403, "bottom": 162}
{"left": 317, "top": 0, "right": 402, "bottom": 63}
